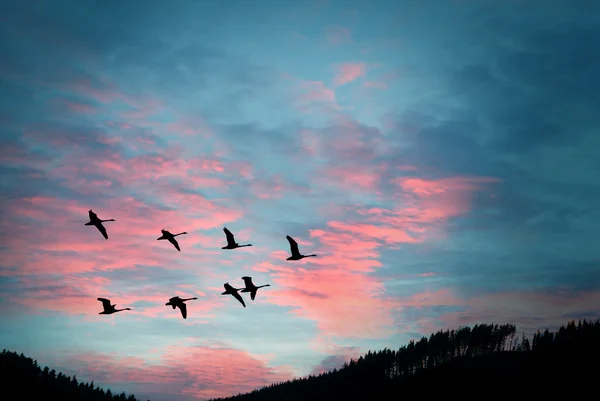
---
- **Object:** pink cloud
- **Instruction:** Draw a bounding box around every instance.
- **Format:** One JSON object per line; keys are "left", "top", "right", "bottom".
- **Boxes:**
{"left": 332, "top": 63, "right": 368, "bottom": 87}
{"left": 296, "top": 80, "right": 336, "bottom": 103}
{"left": 4, "top": 262, "right": 224, "bottom": 320}
{"left": 396, "top": 176, "right": 501, "bottom": 197}
{"left": 316, "top": 165, "right": 385, "bottom": 192}
{"left": 263, "top": 265, "right": 397, "bottom": 339}
{"left": 41, "top": 346, "right": 294, "bottom": 401}
{"left": 250, "top": 169, "right": 501, "bottom": 339}
{"left": 1, "top": 192, "right": 242, "bottom": 277}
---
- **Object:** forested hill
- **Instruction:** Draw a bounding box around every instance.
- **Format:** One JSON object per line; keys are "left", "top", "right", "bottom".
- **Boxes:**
{"left": 209, "top": 318, "right": 600, "bottom": 401}
{"left": 0, "top": 349, "right": 142, "bottom": 401}
{"left": 2, "top": 319, "right": 599, "bottom": 401}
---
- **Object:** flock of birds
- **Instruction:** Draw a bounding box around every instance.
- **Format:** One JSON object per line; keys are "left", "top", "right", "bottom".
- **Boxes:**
{"left": 87, "top": 209, "right": 317, "bottom": 319}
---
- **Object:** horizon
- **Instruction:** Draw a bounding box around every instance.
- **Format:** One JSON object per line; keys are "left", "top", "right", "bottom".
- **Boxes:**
{"left": 1, "top": 0, "right": 600, "bottom": 400}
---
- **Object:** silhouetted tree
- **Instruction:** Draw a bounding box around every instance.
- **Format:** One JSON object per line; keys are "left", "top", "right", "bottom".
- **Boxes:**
{"left": 0, "top": 350, "right": 141, "bottom": 401}
{"left": 207, "top": 319, "right": 600, "bottom": 401}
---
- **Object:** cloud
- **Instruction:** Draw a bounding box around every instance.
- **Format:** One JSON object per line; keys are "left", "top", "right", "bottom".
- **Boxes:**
{"left": 39, "top": 345, "right": 294, "bottom": 401}
{"left": 0, "top": 268, "right": 222, "bottom": 321}
{"left": 406, "top": 286, "right": 600, "bottom": 338}
{"left": 3, "top": 1, "right": 600, "bottom": 399}
{"left": 332, "top": 63, "right": 368, "bottom": 86}
{"left": 250, "top": 167, "right": 499, "bottom": 339}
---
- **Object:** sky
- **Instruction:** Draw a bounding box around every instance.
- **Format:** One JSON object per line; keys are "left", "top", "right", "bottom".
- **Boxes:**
{"left": 1, "top": 0, "right": 600, "bottom": 399}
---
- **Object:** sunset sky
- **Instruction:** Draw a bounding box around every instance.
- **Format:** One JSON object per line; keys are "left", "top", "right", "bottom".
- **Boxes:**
{"left": 1, "top": 0, "right": 599, "bottom": 400}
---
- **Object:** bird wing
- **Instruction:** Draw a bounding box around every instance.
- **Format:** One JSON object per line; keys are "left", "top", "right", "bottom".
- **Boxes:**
{"left": 232, "top": 291, "right": 246, "bottom": 307}
{"left": 286, "top": 235, "right": 300, "bottom": 255}
{"left": 89, "top": 210, "right": 97, "bottom": 220}
{"left": 177, "top": 303, "right": 187, "bottom": 319}
{"left": 96, "top": 222, "right": 108, "bottom": 239}
{"left": 250, "top": 289, "right": 257, "bottom": 301}
{"left": 242, "top": 276, "right": 253, "bottom": 288}
{"left": 97, "top": 298, "right": 111, "bottom": 310}
{"left": 224, "top": 283, "right": 233, "bottom": 291}
{"left": 168, "top": 237, "right": 181, "bottom": 251}
{"left": 223, "top": 227, "right": 235, "bottom": 245}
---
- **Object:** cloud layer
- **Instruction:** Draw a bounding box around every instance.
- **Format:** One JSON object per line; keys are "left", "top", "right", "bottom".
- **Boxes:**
{"left": 2, "top": 0, "right": 600, "bottom": 400}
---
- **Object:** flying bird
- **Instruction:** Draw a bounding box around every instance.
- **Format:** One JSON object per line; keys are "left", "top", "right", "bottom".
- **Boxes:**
{"left": 97, "top": 298, "right": 131, "bottom": 315}
{"left": 240, "top": 276, "right": 270, "bottom": 301}
{"left": 221, "top": 227, "right": 252, "bottom": 250}
{"left": 221, "top": 283, "right": 246, "bottom": 308}
{"left": 165, "top": 296, "right": 198, "bottom": 319}
{"left": 85, "top": 210, "right": 115, "bottom": 240}
{"left": 157, "top": 229, "right": 188, "bottom": 251}
{"left": 285, "top": 235, "right": 317, "bottom": 261}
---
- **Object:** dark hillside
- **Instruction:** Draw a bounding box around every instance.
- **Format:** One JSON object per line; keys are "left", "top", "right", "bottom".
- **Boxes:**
{"left": 209, "top": 319, "right": 600, "bottom": 401}
{"left": 2, "top": 319, "right": 598, "bottom": 401}
{"left": 0, "top": 350, "right": 142, "bottom": 401}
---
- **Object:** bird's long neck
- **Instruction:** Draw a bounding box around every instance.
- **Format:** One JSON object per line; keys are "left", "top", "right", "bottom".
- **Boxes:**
{"left": 257, "top": 284, "right": 270, "bottom": 289}
{"left": 100, "top": 219, "right": 115, "bottom": 222}
{"left": 239, "top": 244, "right": 252, "bottom": 247}
{"left": 174, "top": 232, "right": 186, "bottom": 236}
{"left": 306, "top": 254, "right": 317, "bottom": 257}
{"left": 181, "top": 297, "right": 195, "bottom": 301}
{"left": 115, "top": 308, "right": 130, "bottom": 312}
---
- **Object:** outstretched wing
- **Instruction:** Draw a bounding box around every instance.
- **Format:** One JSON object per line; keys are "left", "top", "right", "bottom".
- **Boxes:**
{"left": 223, "top": 227, "right": 236, "bottom": 245}
{"left": 89, "top": 210, "right": 98, "bottom": 220}
{"left": 224, "top": 283, "right": 233, "bottom": 291}
{"left": 286, "top": 235, "right": 300, "bottom": 256}
{"left": 177, "top": 303, "right": 187, "bottom": 319}
{"left": 97, "top": 298, "right": 111, "bottom": 310}
{"left": 231, "top": 291, "right": 246, "bottom": 307}
{"left": 242, "top": 276, "right": 253, "bottom": 288}
{"left": 96, "top": 222, "right": 108, "bottom": 239}
{"left": 250, "top": 289, "right": 257, "bottom": 301}
{"left": 168, "top": 237, "right": 181, "bottom": 251}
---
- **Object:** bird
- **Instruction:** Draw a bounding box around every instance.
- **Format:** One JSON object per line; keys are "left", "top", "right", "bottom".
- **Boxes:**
{"left": 239, "top": 276, "right": 270, "bottom": 301}
{"left": 221, "top": 227, "right": 252, "bottom": 250}
{"left": 97, "top": 298, "right": 131, "bottom": 315}
{"left": 157, "top": 229, "right": 188, "bottom": 251}
{"left": 221, "top": 283, "right": 246, "bottom": 307}
{"left": 165, "top": 296, "right": 198, "bottom": 319}
{"left": 285, "top": 235, "right": 317, "bottom": 261}
{"left": 85, "top": 210, "right": 115, "bottom": 240}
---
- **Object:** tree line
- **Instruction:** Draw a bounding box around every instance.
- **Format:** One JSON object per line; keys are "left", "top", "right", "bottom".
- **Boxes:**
{"left": 0, "top": 349, "right": 143, "bottom": 401}
{"left": 209, "top": 318, "right": 600, "bottom": 401}
{"left": 2, "top": 318, "right": 599, "bottom": 401}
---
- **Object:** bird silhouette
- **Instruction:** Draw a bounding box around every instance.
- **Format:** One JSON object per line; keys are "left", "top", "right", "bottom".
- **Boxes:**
{"left": 165, "top": 296, "right": 198, "bottom": 319}
{"left": 85, "top": 210, "right": 115, "bottom": 240}
{"left": 221, "top": 283, "right": 246, "bottom": 307}
{"left": 97, "top": 298, "right": 131, "bottom": 314}
{"left": 286, "top": 235, "right": 317, "bottom": 261}
{"left": 221, "top": 227, "right": 252, "bottom": 250}
{"left": 240, "top": 276, "right": 270, "bottom": 301}
{"left": 157, "top": 229, "right": 188, "bottom": 251}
